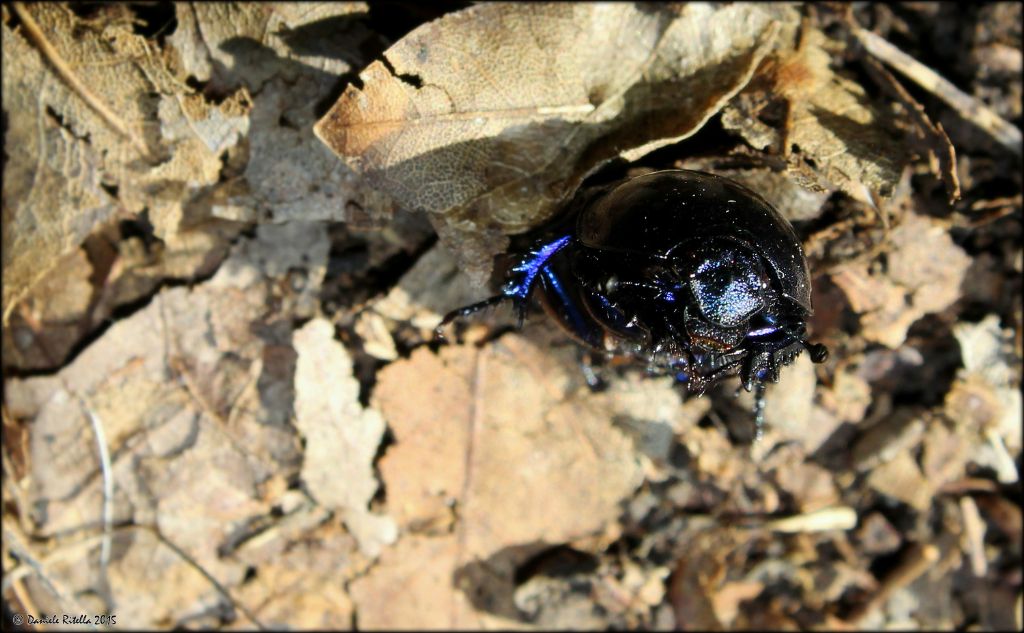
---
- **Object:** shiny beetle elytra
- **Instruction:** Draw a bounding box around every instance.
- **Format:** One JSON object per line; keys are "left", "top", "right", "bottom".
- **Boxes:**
{"left": 436, "top": 169, "right": 828, "bottom": 439}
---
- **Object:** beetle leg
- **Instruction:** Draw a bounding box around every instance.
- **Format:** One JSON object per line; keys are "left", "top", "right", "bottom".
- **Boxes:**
{"left": 503, "top": 235, "right": 573, "bottom": 301}
{"left": 752, "top": 380, "right": 767, "bottom": 441}
{"left": 578, "top": 349, "right": 609, "bottom": 392}
{"left": 434, "top": 235, "right": 573, "bottom": 340}
{"left": 434, "top": 295, "right": 514, "bottom": 340}
{"left": 742, "top": 348, "right": 778, "bottom": 392}
{"left": 684, "top": 352, "right": 745, "bottom": 396}
{"left": 540, "top": 267, "right": 593, "bottom": 337}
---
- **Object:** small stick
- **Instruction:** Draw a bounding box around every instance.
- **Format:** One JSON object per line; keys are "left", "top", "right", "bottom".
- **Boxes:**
{"left": 959, "top": 496, "right": 988, "bottom": 577}
{"left": 847, "top": 542, "right": 940, "bottom": 626}
{"left": 83, "top": 408, "right": 115, "bottom": 576}
{"left": 859, "top": 55, "right": 960, "bottom": 203}
{"left": 3, "top": 526, "right": 99, "bottom": 631}
{"left": 851, "top": 26, "right": 1022, "bottom": 156}
{"left": 763, "top": 506, "right": 858, "bottom": 533}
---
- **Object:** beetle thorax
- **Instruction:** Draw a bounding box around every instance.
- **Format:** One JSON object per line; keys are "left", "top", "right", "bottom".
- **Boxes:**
{"left": 682, "top": 246, "right": 772, "bottom": 353}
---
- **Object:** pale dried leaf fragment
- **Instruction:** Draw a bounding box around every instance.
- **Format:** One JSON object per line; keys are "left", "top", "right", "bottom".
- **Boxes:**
{"left": 292, "top": 318, "right": 396, "bottom": 558}
{"left": 711, "top": 579, "right": 764, "bottom": 627}
{"left": 723, "top": 20, "right": 909, "bottom": 201}
{"left": 831, "top": 211, "right": 970, "bottom": 348}
{"left": 170, "top": 2, "right": 389, "bottom": 225}
{"left": 866, "top": 451, "right": 934, "bottom": 511}
{"left": 316, "top": 2, "right": 784, "bottom": 281}
{"left": 353, "top": 311, "right": 399, "bottom": 361}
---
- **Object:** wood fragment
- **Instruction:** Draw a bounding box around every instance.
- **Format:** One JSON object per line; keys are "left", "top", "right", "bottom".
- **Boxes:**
{"left": 959, "top": 496, "right": 988, "bottom": 577}
{"left": 851, "top": 26, "right": 1022, "bottom": 156}
{"left": 763, "top": 506, "right": 858, "bottom": 533}
{"left": 847, "top": 542, "right": 940, "bottom": 626}
{"left": 937, "top": 477, "right": 1000, "bottom": 496}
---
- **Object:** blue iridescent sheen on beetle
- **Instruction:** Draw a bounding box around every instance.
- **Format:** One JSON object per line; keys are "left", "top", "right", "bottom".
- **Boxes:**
{"left": 436, "top": 170, "right": 828, "bottom": 439}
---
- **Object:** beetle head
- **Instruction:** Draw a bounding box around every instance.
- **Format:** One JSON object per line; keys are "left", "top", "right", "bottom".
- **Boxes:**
{"left": 681, "top": 246, "right": 769, "bottom": 352}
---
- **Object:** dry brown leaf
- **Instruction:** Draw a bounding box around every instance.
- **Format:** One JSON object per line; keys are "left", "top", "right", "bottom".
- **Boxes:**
{"left": 2, "top": 12, "right": 115, "bottom": 321}
{"left": 2, "top": 3, "right": 254, "bottom": 326}
{"left": 355, "top": 335, "right": 645, "bottom": 626}
{"left": 759, "top": 353, "right": 817, "bottom": 441}
{"left": 229, "top": 523, "right": 358, "bottom": 630}
{"left": 767, "top": 444, "right": 841, "bottom": 513}
{"left": 668, "top": 529, "right": 737, "bottom": 631}
{"left": 722, "top": 18, "right": 909, "bottom": 201}
{"left": 819, "top": 367, "right": 873, "bottom": 424}
{"left": 371, "top": 243, "right": 484, "bottom": 331}
{"left": 1, "top": 223, "right": 347, "bottom": 628}
{"left": 856, "top": 512, "right": 903, "bottom": 556}
{"left": 375, "top": 336, "right": 643, "bottom": 552}
{"left": 315, "top": 3, "right": 784, "bottom": 282}
{"left": 712, "top": 579, "right": 765, "bottom": 628}
{"left": 851, "top": 408, "right": 927, "bottom": 472}
{"left": 1, "top": 248, "right": 93, "bottom": 370}
{"left": 292, "top": 318, "right": 396, "bottom": 557}
{"left": 348, "top": 533, "right": 525, "bottom": 630}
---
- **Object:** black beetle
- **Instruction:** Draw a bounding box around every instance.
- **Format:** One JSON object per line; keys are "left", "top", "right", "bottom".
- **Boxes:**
{"left": 436, "top": 170, "right": 828, "bottom": 439}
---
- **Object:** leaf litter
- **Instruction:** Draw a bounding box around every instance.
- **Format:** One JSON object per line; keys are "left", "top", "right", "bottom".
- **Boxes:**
{"left": 2, "top": 2, "right": 1022, "bottom": 630}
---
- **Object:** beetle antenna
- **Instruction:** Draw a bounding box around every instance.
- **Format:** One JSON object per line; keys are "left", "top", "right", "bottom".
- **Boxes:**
{"left": 776, "top": 323, "right": 829, "bottom": 364}
{"left": 802, "top": 341, "right": 829, "bottom": 363}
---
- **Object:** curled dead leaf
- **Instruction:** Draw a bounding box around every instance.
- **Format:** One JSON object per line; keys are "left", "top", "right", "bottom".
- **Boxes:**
{"left": 315, "top": 2, "right": 786, "bottom": 281}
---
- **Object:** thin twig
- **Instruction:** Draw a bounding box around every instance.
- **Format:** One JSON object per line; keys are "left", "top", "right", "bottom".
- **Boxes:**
{"left": 3, "top": 527, "right": 99, "bottom": 631}
{"left": 4, "top": 523, "right": 269, "bottom": 630}
{"left": 959, "top": 496, "right": 988, "bottom": 577}
{"left": 859, "top": 55, "right": 960, "bottom": 203}
{"left": 143, "top": 525, "right": 267, "bottom": 630}
{"left": 83, "top": 408, "right": 114, "bottom": 573}
{"left": 851, "top": 26, "right": 1022, "bottom": 156}
{"left": 763, "top": 506, "right": 858, "bottom": 533}
{"left": 11, "top": 2, "right": 154, "bottom": 161}
{"left": 847, "top": 542, "right": 940, "bottom": 626}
